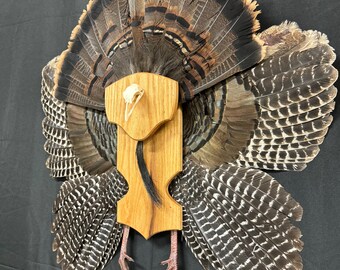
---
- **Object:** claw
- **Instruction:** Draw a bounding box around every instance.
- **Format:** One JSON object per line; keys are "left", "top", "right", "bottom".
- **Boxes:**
{"left": 118, "top": 226, "right": 134, "bottom": 270}
{"left": 161, "top": 256, "right": 177, "bottom": 270}
{"left": 118, "top": 252, "right": 134, "bottom": 270}
{"left": 161, "top": 231, "right": 178, "bottom": 270}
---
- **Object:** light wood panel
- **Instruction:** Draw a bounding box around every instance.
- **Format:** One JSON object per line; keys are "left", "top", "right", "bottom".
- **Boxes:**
{"left": 105, "top": 72, "right": 179, "bottom": 141}
{"left": 105, "top": 73, "right": 183, "bottom": 239}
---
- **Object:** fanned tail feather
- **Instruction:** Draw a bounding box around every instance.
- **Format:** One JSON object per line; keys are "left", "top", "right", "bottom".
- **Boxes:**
{"left": 53, "top": 0, "right": 263, "bottom": 108}
{"left": 184, "top": 79, "right": 258, "bottom": 168}
{"left": 182, "top": 22, "right": 337, "bottom": 171}
{"left": 42, "top": 57, "right": 116, "bottom": 178}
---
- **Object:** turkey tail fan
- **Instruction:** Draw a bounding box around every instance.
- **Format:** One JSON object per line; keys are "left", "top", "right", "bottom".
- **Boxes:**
{"left": 171, "top": 159, "right": 303, "bottom": 270}
{"left": 53, "top": 0, "right": 264, "bottom": 109}
{"left": 191, "top": 0, "right": 264, "bottom": 94}
{"left": 233, "top": 22, "right": 338, "bottom": 171}
{"left": 52, "top": 169, "right": 127, "bottom": 270}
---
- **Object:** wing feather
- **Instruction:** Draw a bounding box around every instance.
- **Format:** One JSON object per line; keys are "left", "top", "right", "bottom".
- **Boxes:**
{"left": 171, "top": 159, "right": 303, "bottom": 270}
{"left": 185, "top": 22, "right": 337, "bottom": 171}
{"left": 53, "top": 170, "right": 127, "bottom": 270}
{"left": 234, "top": 23, "right": 338, "bottom": 171}
{"left": 42, "top": 57, "right": 127, "bottom": 270}
{"left": 42, "top": 58, "right": 87, "bottom": 179}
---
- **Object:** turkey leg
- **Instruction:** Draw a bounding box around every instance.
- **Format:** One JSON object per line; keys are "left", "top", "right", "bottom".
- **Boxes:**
{"left": 118, "top": 226, "right": 134, "bottom": 270}
{"left": 161, "top": 230, "right": 178, "bottom": 270}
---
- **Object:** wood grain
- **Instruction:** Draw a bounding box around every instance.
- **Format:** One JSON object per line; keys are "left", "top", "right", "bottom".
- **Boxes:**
{"left": 105, "top": 73, "right": 183, "bottom": 239}
{"left": 105, "top": 72, "right": 179, "bottom": 141}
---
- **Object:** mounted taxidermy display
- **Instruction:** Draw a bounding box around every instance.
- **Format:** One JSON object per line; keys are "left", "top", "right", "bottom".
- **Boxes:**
{"left": 41, "top": 0, "right": 338, "bottom": 269}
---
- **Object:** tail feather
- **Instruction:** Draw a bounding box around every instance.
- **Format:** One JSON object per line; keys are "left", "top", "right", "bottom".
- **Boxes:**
{"left": 53, "top": 0, "right": 263, "bottom": 108}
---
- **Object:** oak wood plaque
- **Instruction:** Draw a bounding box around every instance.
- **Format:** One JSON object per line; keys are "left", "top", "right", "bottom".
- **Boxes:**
{"left": 105, "top": 73, "right": 183, "bottom": 239}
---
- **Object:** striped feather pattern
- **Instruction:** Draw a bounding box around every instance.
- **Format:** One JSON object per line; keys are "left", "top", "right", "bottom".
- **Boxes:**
{"left": 171, "top": 159, "right": 303, "bottom": 270}
{"left": 41, "top": 4, "right": 338, "bottom": 270}
{"left": 184, "top": 78, "right": 258, "bottom": 168}
{"left": 67, "top": 104, "right": 115, "bottom": 175}
{"left": 85, "top": 109, "right": 117, "bottom": 166}
{"left": 42, "top": 58, "right": 127, "bottom": 269}
{"left": 42, "top": 58, "right": 87, "bottom": 179}
{"left": 230, "top": 23, "right": 338, "bottom": 171}
{"left": 183, "top": 23, "right": 337, "bottom": 170}
{"left": 52, "top": 169, "right": 127, "bottom": 270}
{"left": 53, "top": 0, "right": 263, "bottom": 107}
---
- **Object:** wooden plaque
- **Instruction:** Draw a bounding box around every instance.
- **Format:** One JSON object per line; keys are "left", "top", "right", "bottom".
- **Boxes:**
{"left": 105, "top": 73, "right": 183, "bottom": 239}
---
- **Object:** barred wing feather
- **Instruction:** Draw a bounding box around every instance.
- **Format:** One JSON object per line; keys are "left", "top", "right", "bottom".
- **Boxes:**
{"left": 234, "top": 22, "right": 338, "bottom": 171}
{"left": 42, "top": 58, "right": 127, "bottom": 269}
{"left": 171, "top": 159, "right": 303, "bottom": 270}
{"left": 185, "top": 22, "right": 338, "bottom": 171}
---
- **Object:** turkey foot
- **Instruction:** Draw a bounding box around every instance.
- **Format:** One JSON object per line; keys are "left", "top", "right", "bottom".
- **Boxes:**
{"left": 119, "top": 226, "right": 134, "bottom": 270}
{"left": 161, "top": 231, "right": 178, "bottom": 270}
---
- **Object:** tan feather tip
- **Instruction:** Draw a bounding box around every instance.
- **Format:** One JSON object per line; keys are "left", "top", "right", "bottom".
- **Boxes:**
{"left": 253, "top": 35, "right": 266, "bottom": 61}
{"left": 327, "top": 85, "right": 339, "bottom": 100}
{"left": 319, "top": 44, "right": 337, "bottom": 65}
{"left": 56, "top": 248, "right": 64, "bottom": 264}
{"left": 295, "top": 240, "right": 304, "bottom": 252}
{"left": 69, "top": 25, "right": 81, "bottom": 42}
{"left": 52, "top": 237, "right": 59, "bottom": 252}
{"left": 77, "top": 9, "right": 89, "bottom": 27}
{"left": 288, "top": 226, "right": 302, "bottom": 239}
{"left": 52, "top": 51, "right": 68, "bottom": 97}
{"left": 292, "top": 204, "right": 303, "bottom": 222}
{"left": 243, "top": 0, "right": 261, "bottom": 32}
{"left": 330, "top": 66, "right": 339, "bottom": 84}
{"left": 292, "top": 230, "right": 304, "bottom": 252}
{"left": 86, "top": 0, "right": 95, "bottom": 12}
{"left": 309, "top": 145, "right": 321, "bottom": 158}
{"left": 51, "top": 223, "right": 58, "bottom": 234}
